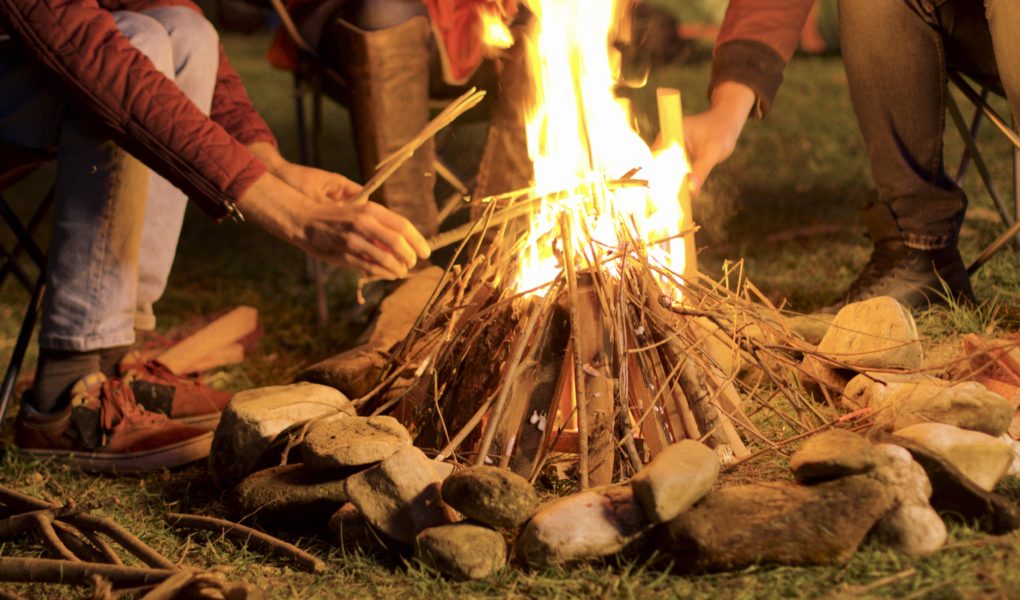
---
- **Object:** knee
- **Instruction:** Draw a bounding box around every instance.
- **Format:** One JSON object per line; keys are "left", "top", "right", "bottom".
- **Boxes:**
{"left": 147, "top": 6, "right": 219, "bottom": 57}
{"left": 114, "top": 12, "right": 174, "bottom": 77}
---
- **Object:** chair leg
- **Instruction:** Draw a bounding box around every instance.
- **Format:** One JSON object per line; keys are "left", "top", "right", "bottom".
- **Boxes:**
{"left": 954, "top": 89, "right": 988, "bottom": 186}
{"left": 947, "top": 94, "right": 1015, "bottom": 228}
{"left": 0, "top": 276, "right": 44, "bottom": 428}
{"left": 310, "top": 74, "right": 330, "bottom": 326}
{"left": 0, "top": 186, "right": 54, "bottom": 289}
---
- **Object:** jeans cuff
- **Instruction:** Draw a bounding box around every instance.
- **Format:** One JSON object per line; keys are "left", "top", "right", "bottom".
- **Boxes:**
{"left": 38, "top": 330, "right": 137, "bottom": 353}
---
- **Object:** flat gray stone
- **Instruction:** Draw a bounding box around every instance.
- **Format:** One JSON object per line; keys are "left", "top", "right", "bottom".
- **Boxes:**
{"left": 657, "top": 476, "right": 894, "bottom": 571}
{"left": 852, "top": 376, "right": 1015, "bottom": 436}
{"left": 630, "top": 441, "right": 719, "bottom": 523}
{"left": 301, "top": 416, "right": 412, "bottom": 470}
{"left": 817, "top": 297, "right": 922, "bottom": 370}
{"left": 344, "top": 446, "right": 457, "bottom": 544}
{"left": 441, "top": 466, "right": 539, "bottom": 529}
{"left": 229, "top": 464, "right": 347, "bottom": 527}
{"left": 894, "top": 423, "right": 1013, "bottom": 491}
{"left": 517, "top": 485, "right": 647, "bottom": 567}
{"left": 789, "top": 430, "right": 888, "bottom": 483}
{"left": 414, "top": 523, "right": 507, "bottom": 580}
{"left": 210, "top": 383, "right": 354, "bottom": 487}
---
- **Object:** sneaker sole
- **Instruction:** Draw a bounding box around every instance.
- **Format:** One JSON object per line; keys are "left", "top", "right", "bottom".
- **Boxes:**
{"left": 174, "top": 412, "right": 222, "bottom": 431}
{"left": 16, "top": 432, "right": 213, "bottom": 475}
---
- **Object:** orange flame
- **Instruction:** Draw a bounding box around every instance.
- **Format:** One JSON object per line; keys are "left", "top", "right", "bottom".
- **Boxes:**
{"left": 514, "top": 0, "right": 689, "bottom": 295}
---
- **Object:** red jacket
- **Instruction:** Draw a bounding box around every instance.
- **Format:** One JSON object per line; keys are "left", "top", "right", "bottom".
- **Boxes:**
{"left": 0, "top": 0, "right": 276, "bottom": 220}
{"left": 713, "top": 0, "right": 815, "bottom": 116}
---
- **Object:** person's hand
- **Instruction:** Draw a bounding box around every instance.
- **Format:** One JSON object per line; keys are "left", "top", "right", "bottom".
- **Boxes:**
{"left": 274, "top": 162, "right": 362, "bottom": 204}
{"left": 248, "top": 142, "right": 361, "bottom": 204}
{"left": 239, "top": 172, "right": 430, "bottom": 280}
{"left": 682, "top": 81, "right": 756, "bottom": 195}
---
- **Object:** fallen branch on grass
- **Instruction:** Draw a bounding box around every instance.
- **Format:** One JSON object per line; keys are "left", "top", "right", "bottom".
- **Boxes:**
{"left": 165, "top": 512, "right": 326, "bottom": 573}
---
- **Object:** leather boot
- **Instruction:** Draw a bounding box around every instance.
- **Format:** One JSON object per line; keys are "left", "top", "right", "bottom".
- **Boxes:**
{"left": 338, "top": 17, "right": 438, "bottom": 237}
{"left": 822, "top": 203, "right": 975, "bottom": 313}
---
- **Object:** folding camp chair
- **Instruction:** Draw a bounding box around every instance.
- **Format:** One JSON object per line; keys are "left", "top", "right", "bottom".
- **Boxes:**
{"left": 0, "top": 143, "right": 55, "bottom": 428}
{"left": 946, "top": 72, "right": 1020, "bottom": 275}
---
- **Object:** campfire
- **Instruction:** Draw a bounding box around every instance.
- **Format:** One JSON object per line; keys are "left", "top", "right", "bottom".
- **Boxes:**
{"left": 353, "top": 0, "right": 829, "bottom": 487}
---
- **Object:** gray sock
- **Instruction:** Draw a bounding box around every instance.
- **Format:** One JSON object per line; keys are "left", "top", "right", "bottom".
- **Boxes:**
{"left": 30, "top": 349, "right": 101, "bottom": 413}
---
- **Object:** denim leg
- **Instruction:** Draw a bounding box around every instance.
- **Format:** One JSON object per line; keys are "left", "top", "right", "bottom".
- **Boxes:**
{"left": 133, "top": 6, "right": 219, "bottom": 331}
{"left": 838, "top": 0, "right": 967, "bottom": 250}
{"left": 38, "top": 11, "right": 178, "bottom": 351}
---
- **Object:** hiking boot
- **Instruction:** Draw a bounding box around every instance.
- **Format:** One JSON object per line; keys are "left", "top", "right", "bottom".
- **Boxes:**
{"left": 117, "top": 351, "right": 232, "bottom": 430}
{"left": 822, "top": 240, "right": 975, "bottom": 313}
{"left": 14, "top": 373, "right": 213, "bottom": 474}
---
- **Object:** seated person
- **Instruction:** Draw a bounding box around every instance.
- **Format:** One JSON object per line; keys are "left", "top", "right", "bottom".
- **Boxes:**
{"left": 270, "top": 0, "right": 517, "bottom": 238}
{"left": 0, "top": 0, "right": 429, "bottom": 472}
{"left": 684, "top": 0, "right": 1017, "bottom": 311}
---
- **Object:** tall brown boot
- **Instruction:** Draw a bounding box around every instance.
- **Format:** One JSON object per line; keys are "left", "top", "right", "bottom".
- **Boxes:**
{"left": 339, "top": 16, "right": 438, "bottom": 237}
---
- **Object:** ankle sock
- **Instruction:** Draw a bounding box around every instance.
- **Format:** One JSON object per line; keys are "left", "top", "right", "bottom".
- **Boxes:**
{"left": 30, "top": 349, "right": 101, "bottom": 413}
{"left": 99, "top": 344, "right": 133, "bottom": 376}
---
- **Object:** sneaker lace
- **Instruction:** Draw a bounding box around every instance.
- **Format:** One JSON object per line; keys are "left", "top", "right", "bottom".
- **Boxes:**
{"left": 98, "top": 378, "right": 165, "bottom": 432}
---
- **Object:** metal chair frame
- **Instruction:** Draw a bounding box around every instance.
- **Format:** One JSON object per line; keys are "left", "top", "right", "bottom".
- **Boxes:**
{"left": 0, "top": 150, "right": 55, "bottom": 428}
{"left": 946, "top": 72, "right": 1020, "bottom": 275}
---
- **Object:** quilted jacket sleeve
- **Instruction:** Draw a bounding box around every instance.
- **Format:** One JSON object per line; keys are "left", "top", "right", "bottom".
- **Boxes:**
{"left": 712, "top": 0, "right": 815, "bottom": 117}
{"left": 211, "top": 44, "right": 277, "bottom": 148}
{"left": 0, "top": 0, "right": 268, "bottom": 220}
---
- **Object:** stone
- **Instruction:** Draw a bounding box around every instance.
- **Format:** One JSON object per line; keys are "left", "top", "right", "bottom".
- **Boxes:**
{"left": 517, "top": 485, "right": 647, "bottom": 567}
{"left": 301, "top": 416, "right": 412, "bottom": 470}
{"left": 894, "top": 423, "right": 1013, "bottom": 491}
{"left": 657, "top": 477, "right": 893, "bottom": 571}
{"left": 817, "top": 297, "right": 923, "bottom": 370}
{"left": 441, "top": 466, "right": 539, "bottom": 529}
{"left": 298, "top": 344, "right": 389, "bottom": 400}
{"left": 1008, "top": 439, "right": 1020, "bottom": 478}
{"left": 630, "top": 441, "right": 719, "bottom": 523}
{"left": 229, "top": 464, "right": 347, "bottom": 527}
{"left": 328, "top": 503, "right": 382, "bottom": 550}
{"left": 789, "top": 429, "right": 887, "bottom": 483}
{"left": 210, "top": 383, "right": 355, "bottom": 487}
{"left": 851, "top": 375, "right": 1015, "bottom": 436}
{"left": 414, "top": 523, "right": 507, "bottom": 581}
{"left": 869, "top": 444, "right": 946, "bottom": 556}
{"left": 841, "top": 372, "right": 930, "bottom": 411}
{"left": 882, "top": 434, "right": 1020, "bottom": 534}
{"left": 344, "top": 446, "right": 457, "bottom": 544}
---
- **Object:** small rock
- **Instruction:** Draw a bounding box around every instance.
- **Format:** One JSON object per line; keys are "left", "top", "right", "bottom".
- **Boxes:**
{"left": 229, "top": 464, "right": 347, "bottom": 527}
{"left": 328, "top": 503, "right": 381, "bottom": 550}
{"left": 869, "top": 444, "right": 946, "bottom": 556}
{"left": 657, "top": 477, "right": 893, "bottom": 571}
{"left": 210, "top": 383, "right": 355, "bottom": 487}
{"left": 414, "top": 523, "right": 507, "bottom": 580}
{"left": 851, "top": 375, "right": 1015, "bottom": 436}
{"left": 883, "top": 434, "right": 1020, "bottom": 534}
{"left": 301, "top": 416, "right": 412, "bottom": 470}
{"left": 630, "top": 441, "right": 719, "bottom": 522}
{"left": 344, "top": 446, "right": 457, "bottom": 544}
{"left": 1008, "top": 439, "right": 1020, "bottom": 477}
{"left": 441, "top": 466, "right": 539, "bottom": 529}
{"left": 517, "top": 485, "right": 647, "bottom": 567}
{"left": 817, "top": 297, "right": 923, "bottom": 370}
{"left": 298, "top": 344, "right": 389, "bottom": 400}
{"left": 789, "top": 430, "right": 887, "bottom": 483}
{"left": 841, "top": 371, "right": 928, "bottom": 410}
{"left": 894, "top": 423, "right": 1013, "bottom": 491}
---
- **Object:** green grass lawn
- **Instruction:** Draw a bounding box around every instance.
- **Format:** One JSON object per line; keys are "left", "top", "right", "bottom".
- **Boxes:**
{"left": 1, "top": 30, "right": 1019, "bottom": 598}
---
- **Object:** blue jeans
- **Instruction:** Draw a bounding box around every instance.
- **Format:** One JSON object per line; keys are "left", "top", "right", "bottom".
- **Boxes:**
{"left": 0, "top": 7, "right": 218, "bottom": 351}
{"left": 839, "top": 0, "right": 1020, "bottom": 249}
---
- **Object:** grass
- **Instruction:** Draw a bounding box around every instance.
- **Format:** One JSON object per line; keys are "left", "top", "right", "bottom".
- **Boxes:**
{"left": 1, "top": 30, "right": 1020, "bottom": 599}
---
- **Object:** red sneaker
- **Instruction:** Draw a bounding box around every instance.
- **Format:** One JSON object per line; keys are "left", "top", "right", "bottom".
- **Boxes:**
{"left": 14, "top": 373, "right": 213, "bottom": 474}
{"left": 117, "top": 351, "right": 233, "bottom": 430}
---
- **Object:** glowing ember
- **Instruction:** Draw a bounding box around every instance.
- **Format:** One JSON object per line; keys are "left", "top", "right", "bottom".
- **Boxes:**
{"left": 509, "top": 0, "right": 690, "bottom": 295}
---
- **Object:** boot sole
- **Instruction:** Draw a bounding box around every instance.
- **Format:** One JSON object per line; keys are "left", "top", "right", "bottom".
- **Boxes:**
{"left": 16, "top": 432, "right": 213, "bottom": 475}
{"left": 174, "top": 412, "right": 221, "bottom": 431}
